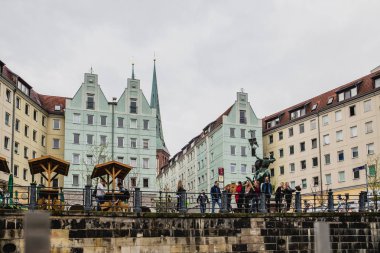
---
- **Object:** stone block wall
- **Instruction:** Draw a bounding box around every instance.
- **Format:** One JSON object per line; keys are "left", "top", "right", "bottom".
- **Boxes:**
{"left": 0, "top": 212, "right": 379, "bottom": 253}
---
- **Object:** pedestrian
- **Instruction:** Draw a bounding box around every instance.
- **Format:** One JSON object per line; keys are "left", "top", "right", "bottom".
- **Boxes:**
{"left": 235, "top": 181, "right": 243, "bottom": 212}
{"left": 197, "top": 190, "right": 209, "bottom": 213}
{"left": 117, "top": 182, "right": 130, "bottom": 201}
{"left": 96, "top": 178, "right": 106, "bottom": 211}
{"left": 283, "top": 182, "right": 296, "bottom": 212}
{"left": 244, "top": 181, "right": 254, "bottom": 213}
{"left": 275, "top": 182, "right": 285, "bottom": 212}
{"left": 176, "top": 180, "right": 186, "bottom": 211}
{"left": 210, "top": 181, "right": 221, "bottom": 213}
{"left": 251, "top": 180, "right": 261, "bottom": 213}
{"left": 260, "top": 177, "right": 272, "bottom": 212}
{"left": 225, "top": 184, "right": 232, "bottom": 212}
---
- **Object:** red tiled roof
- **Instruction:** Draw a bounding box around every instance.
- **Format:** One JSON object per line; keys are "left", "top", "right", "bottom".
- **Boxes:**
{"left": 263, "top": 70, "right": 380, "bottom": 133}
{"left": 38, "top": 94, "right": 66, "bottom": 114}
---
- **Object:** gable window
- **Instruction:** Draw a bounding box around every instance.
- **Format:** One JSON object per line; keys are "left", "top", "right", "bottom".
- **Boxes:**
{"left": 266, "top": 117, "right": 280, "bottom": 128}
{"left": 375, "top": 77, "right": 380, "bottom": 88}
{"left": 87, "top": 115, "right": 94, "bottom": 125}
{"left": 118, "top": 117, "right": 124, "bottom": 128}
{"left": 311, "top": 104, "right": 318, "bottom": 111}
{"left": 130, "top": 98, "right": 137, "bottom": 114}
{"left": 86, "top": 95, "right": 95, "bottom": 109}
{"left": 100, "top": 115, "right": 107, "bottom": 126}
{"left": 327, "top": 97, "right": 334, "bottom": 105}
{"left": 240, "top": 110, "right": 247, "bottom": 124}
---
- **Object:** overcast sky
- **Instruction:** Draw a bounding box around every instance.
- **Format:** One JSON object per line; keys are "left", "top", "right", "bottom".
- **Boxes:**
{"left": 1, "top": 1, "right": 380, "bottom": 155}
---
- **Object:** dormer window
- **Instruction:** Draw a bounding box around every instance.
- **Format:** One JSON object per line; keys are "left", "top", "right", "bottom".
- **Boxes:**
{"left": 337, "top": 86, "right": 357, "bottom": 102}
{"left": 311, "top": 104, "right": 318, "bottom": 111}
{"left": 327, "top": 97, "right": 334, "bottom": 105}
{"left": 290, "top": 107, "right": 306, "bottom": 120}
{"left": 375, "top": 77, "right": 380, "bottom": 88}
{"left": 54, "top": 105, "right": 61, "bottom": 111}
{"left": 266, "top": 117, "right": 280, "bottom": 129}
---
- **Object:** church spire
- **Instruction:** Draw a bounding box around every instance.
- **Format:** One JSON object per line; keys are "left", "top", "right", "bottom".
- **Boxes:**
{"left": 150, "top": 58, "right": 168, "bottom": 153}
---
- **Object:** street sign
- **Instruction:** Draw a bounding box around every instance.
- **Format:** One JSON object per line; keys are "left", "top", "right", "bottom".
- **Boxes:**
{"left": 218, "top": 167, "right": 224, "bottom": 175}
{"left": 353, "top": 165, "right": 366, "bottom": 172}
{"left": 218, "top": 175, "right": 224, "bottom": 182}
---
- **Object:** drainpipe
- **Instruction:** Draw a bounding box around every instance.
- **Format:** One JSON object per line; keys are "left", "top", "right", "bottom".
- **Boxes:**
{"left": 317, "top": 113, "right": 324, "bottom": 198}
{"left": 111, "top": 97, "right": 117, "bottom": 160}
{"left": 10, "top": 82, "right": 17, "bottom": 178}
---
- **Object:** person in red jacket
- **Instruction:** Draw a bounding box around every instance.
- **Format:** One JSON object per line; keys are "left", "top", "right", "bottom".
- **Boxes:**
{"left": 235, "top": 181, "right": 243, "bottom": 212}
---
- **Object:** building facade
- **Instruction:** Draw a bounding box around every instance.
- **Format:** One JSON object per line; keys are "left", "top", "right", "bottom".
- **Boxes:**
{"left": 64, "top": 63, "right": 169, "bottom": 190}
{"left": 263, "top": 67, "right": 380, "bottom": 196}
{"left": 157, "top": 91, "right": 262, "bottom": 198}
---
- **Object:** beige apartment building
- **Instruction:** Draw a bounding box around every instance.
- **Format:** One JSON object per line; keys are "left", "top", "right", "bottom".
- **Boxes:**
{"left": 263, "top": 67, "right": 380, "bottom": 197}
{"left": 0, "top": 61, "right": 65, "bottom": 187}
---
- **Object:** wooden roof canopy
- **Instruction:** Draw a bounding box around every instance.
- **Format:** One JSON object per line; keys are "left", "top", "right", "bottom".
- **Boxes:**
{"left": 0, "top": 156, "right": 10, "bottom": 174}
{"left": 91, "top": 160, "right": 133, "bottom": 180}
{"left": 28, "top": 155, "right": 70, "bottom": 176}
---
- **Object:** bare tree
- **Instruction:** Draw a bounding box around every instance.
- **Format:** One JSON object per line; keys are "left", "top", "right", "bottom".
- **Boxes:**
{"left": 367, "top": 154, "right": 380, "bottom": 195}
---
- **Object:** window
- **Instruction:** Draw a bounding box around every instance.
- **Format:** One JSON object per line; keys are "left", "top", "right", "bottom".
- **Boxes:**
{"left": 230, "top": 163, "right": 236, "bottom": 173}
{"left": 86, "top": 95, "right": 95, "bottom": 109}
{"left": 100, "top": 116, "right": 107, "bottom": 126}
{"left": 278, "top": 131, "right": 283, "bottom": 140}
{"left": 143, "top": 158, "right": 149, "bottom": 169}
{"left": 279, "top": 166, "right": 284, "bottom": 175}
{"left": 14, "top": 142, "right": 19, "bottom": 154}
{"left": 364, "top": 100, "right": 371, "bottom": 112}
{"left": 53, "top": 119, "right": 60, "bottom": 129}
{"left": 367, "top": 143, "right": 374, "bottom": 155}
{"left": 130, "top": 157, "right": 137, "bottom": 167}
{"left": 16, "top": 97, "right": 20, "bottom": 109}
{"left": 310, "top": 119, "right": 316, "bottom": 130}
{"left": 323, "top": 134, "right": 330, "bottom": 145}
{"left": 266, "top": 118, "right": 280, "bottom": 128}
{"left": 99, "top": 155, "right": 106, "bottom": 164}
{"left": 87, "top": 115, "right": 94, "bottom": 125}
{"left": 353, "top": 170, "right": 360, "bottom": 180}
{"left": 288, "top": 127, "right": 294, "bottom": 137}
{"left": 269, "top": 135, "right": 273, "bottom": 144}
{"left": 73, "top": 113, "right": 81, "bottom": 124}
{"left": 349, "top": 105, "right": 356, "bottom": 117}
{"left": 289, "top": 145, "right": 294, "bottom": 155}
{"left": 230, "top": 128, "right": 235, "bottom": 138}
{"left": 290, "top": 107, "right": 306, "bottom": 120}
{"left": 6, "top": 89, "right": 11, "bottom": 102}
{"left": 335, "top": 110, "right": 342, "bottom": 121}
{"left": 25, "top": 104, "right": 29, "bottom": 115}
{"left": 4, "top": 136, "right": 10, "bottom": 149}
{"left": 338, "top": 171, "right": 345, "bottom": 182}
{"left": 270, "top": 168, "right": 274, "bottom": 177}
{"left": 313, "top": 177, "right": 319, "bottom": 186}
{"left": 73, "top": 133, "right": 80, "bottom": 144}
{"left": 42, "top": 116, "right": 46, "bottom": 127}
{"left": 350, "top": 126, "right": 358, "bottom": 138}
{"left": 131, "top": 138, "right": 137, "bottom": 148}
{"left": 241, "top": 146, "right": 246, "bottom": 156}
{"left": 312, "top": 157, "right": 318, "bottom": 167}
{"left": 311, "top": 138, "right": 317, "bottom": 149}
{"left": 87, "top": 134, "right": 93, "bottom": 145}
{"left": 311, "top": 104, "right": 318, "bottom": 111}
{"left": 338, "top": 87, "right": 357, "bottom": 102}
{"left": 53, "top": 139, "right": 60, "bottom": 149}
{"left": 143, "top": 119, "right": 149, "bottom": 130}
{"left": 338, "top": 150, "right": 344, "bottom": 162}
{"left": 290, "top": 163, "right": 295, "bottom": 173}
{"left": 336, "top": 130, "right": 343, "bottom": 142}
{"left": 130, "top": 98, "right": 137, "bottom": 113}
{"left": 33, "top": 110, "right": 37, "bottom": 121}
{"left": 130, "top": 119, "right": 137, "bottom": 129}
{"left": 15, "top": 119, "right": 20, "bottom": 131}
{"left": 230, "top": 145, "right": 236, "bottom": 155}
{"left": 5, "top": 112, "right": 10, "bottom": 126}
{"left": 117, "top": 137, "right": 124, "bottom": 148}
{"left": 299, "top": 123, "right": 305, "bottom": 133}
{"left": 300, "top": 160, "right": 306, "bottom": 170}
{"left": 72, "top": 154, "right": 80, "bottom": 164}
{"left": 327, "top": 97, "right": 334, "bottom": 104}
{"left": 279, "top": 148, "right": 284, "bottom": 158}
{"left": 30, "top": 130, "right": 35, "bottom": 143}
{"left": 131, "top": 177, "right": 137, "bottom": 187}
{"left": 290, "top": 181, "right": 296, "bottom": 189}
{"left": 41, "top": 135, "right": 46, "bottom": 146}
{"left": 21, "top": 166, "right": 30, "bottom": 180}
{"left": 116, "top": 156, "right": 123, "bottom": 163}
{"left": 300, "top": 142, "right": 305, "bottom": 152}
{"left": 301, "top": 179, "right": 307, "bottom": 189}
{"left": 32, "top": 151, "right": 36, "bottom": 159}
{"left": 100, "top": 135, "right": 107, "bottom": 145}
{"left": 324, "top": 154, "right": 331, "bottom": 165}
{"left": 72, "top": 174, "right": 79, "bottom": 186}
{"left": 241, "top": 129, "right": 246, "bottom": 138}
{"left": 23, "top": 147, "right": 28, "bottom": 159}
{"left": 143, "top": 139, "right": 149, "bottom": 149}
{"left": 13, "top": 165, "right": 18, "bottom": 177}
{"left": 24, "top": 125, "right": 29, "bottom": 137}
{"left": 365, "top": 121, "right": 373, "bottom": 134}
{"left": 117, "top": 117, "right": 124, "bottom": 128}
{"left": 325, "top": 174, "right": 332, "bottom": 185}
{"left": 351, "top": 147, "right": 359, "bottom": 158}
{"left": 241, "top": 164, "right": 247, "bottom": 173}
{"left": 143, "top": 178, "right": 149, "bottom": 188}
{"left": 322, "top": 115, "right": 329, "bottom": 125}
{"left": 86, "top": 155, "right": 93, "bottom": 164}
{"left": 240, "top": 110, "right": 247, "bottom": 124}
{"left": 54, "top": 105, "right": 61, "bottom": 111}
{"left": 375, "top": 77, "right": 380, "bottom": 88}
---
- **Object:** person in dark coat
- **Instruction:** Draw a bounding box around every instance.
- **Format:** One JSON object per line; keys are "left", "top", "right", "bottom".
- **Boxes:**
{"left": 176, "top": 180, "right": 186, "bottom": 211}
{"left": 244, "top": 181, "right": 254, "bottom": 213}
{"left": 275, "top": 182, "right": 285, "bottom": 212}
{"left": 210, "top": 181, "right": 221, "bottom": 213}
{"left": 197, "top": 190, "right": 209, "bottom": 213}
{"left": 260, "top": 177, "right": 272, "bottom": 212}
{"left": 251, "top": 180, "right": 261, "bottom": 213}
{"left": 283, "top": 182, "right": 296, "bottom": 212}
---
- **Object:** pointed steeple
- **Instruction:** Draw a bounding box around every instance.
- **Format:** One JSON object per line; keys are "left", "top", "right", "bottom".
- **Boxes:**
{"left": 150, "top": 59, "right": 168, "bottom": 153}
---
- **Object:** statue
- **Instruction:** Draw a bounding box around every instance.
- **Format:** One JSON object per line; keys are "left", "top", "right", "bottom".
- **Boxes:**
{"left": 247, "top": 131, "right": 276, "bottom": 184}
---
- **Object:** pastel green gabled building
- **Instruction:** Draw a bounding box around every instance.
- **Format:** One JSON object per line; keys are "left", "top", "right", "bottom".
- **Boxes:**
{"left": 64, "top": 63, "right": 169, "bottom": 190}
{"left": 157, "top": 91, "right": 262, "bottom": 198}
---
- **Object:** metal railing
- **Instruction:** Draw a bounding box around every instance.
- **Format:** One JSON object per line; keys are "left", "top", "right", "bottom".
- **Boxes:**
{"left": 0, "top": 186, "right": 378, "bottom": 214}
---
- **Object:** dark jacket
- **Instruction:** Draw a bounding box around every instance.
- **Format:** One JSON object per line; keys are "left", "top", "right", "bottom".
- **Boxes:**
{"left": 210, "top": 185, "right": 221, "bottom": 200}
{"left": 197, "top": 193, "right": 209, "bottom": 205}
{"left": 283, "top": 187, "right": 296, "bottom": 200}
{"left": 275, "top": 186, "right": 283, "bottom": 200}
